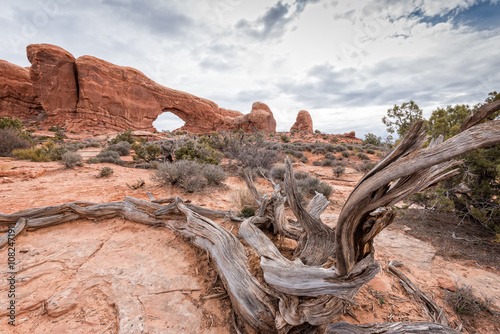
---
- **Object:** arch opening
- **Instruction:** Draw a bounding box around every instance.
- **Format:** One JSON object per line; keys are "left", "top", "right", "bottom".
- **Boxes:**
{"left": 153, "top": 111, "right": 186, "bottom": 132}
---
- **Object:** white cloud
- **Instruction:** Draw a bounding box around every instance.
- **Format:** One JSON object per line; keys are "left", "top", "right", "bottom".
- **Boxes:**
{"left": 0, "top": 0, "right": 498, "bottom": 138}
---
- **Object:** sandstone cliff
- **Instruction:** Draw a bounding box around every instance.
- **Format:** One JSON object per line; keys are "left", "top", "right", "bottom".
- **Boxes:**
{"left": 0, "top": 44, "right": 277, "bottom": 133}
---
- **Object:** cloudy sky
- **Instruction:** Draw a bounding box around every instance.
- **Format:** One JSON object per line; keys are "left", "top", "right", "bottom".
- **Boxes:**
{"left": 1, "top": 0, "right": 499, "bottom": 138}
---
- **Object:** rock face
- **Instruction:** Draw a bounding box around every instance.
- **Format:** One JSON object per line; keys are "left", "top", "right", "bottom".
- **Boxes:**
{"left": 233, "top": 102, "right": 276, "bottom": 133}
{"left": 27, "top": 44, "right": 78, "bottom": 116}
{"left": 0, "top": 60, "right": 44, "bottom": 122}
{"left": 0, "top": 44, "right": 277, "bottom": 133}
{"left": 290, "top": 110, "right": 313, "bottom": 133}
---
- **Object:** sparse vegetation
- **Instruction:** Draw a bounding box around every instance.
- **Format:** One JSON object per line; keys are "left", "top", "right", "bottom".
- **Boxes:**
{"left": 333, "top": 165, "right": 345, "bottom": 177}
{"left": 153, "top": 160, "right": 226, "bottom": 192}
{"left": 0, "top": 128, "right": 32, "bottom": 157}
{"left": 105, "top": 141, "right": 131, "bottom": 156}
{"left": 60, "top": 152, "right": 82, "bottom": 168}
{"left": 88, "top": 150, "right": 125, "bottom": 165}
{"left": 98, "top": 166, "right": 114, "bottom": 178}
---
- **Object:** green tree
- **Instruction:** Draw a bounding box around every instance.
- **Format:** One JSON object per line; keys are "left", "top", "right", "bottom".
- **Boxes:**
{"left": 362, "top": 133, "right": 382, "bottom": 146}
{"left": 382, "top": 100, "right": 424, "bottom": 138}
{"left": 417, "top": 92, "right": 500, "bottom": 230}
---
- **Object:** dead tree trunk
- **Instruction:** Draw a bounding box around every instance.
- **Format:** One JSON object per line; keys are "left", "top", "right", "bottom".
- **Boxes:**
{"left": 2, "top": 100, "right": 500, "bottom": 333}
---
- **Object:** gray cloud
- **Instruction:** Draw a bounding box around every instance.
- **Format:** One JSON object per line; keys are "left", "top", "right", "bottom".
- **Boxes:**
{"left": 236, "top": 0, "right": 319, "bottom": 40}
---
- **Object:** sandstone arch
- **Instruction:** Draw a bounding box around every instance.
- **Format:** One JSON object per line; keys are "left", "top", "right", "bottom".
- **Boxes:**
{"left": 0, "top": 44, "right": 278, "bottom": 134}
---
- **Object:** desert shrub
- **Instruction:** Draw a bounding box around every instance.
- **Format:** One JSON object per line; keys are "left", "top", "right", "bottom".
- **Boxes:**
{"left": 355, "top": 161, "right": 376, "bottom": 173}
{"left": 297, "top": 176, "right": 332, "bottom": 199}
{"left": 48, "top": 125, "right": 62, "bottom": 132}
{"left": 284, "top": 149, "right": 305, "bottom": 159}
{"left": 366, "top": 149, "right": 376, "bottom": 155}
{"left": 345, "top": 144, "right": 354, "bottom": 151}
{"left": 98, "top": 166, "right": 114, "bottom": 178}
{"left": 12, "top": 140, "right": 70, "bottom": 162}
{"left": 341, "top": 151, "right": 351, "bottom": 158}
{"left": 201, "top": 164, "right": 227, "bottom": 185}
{"left": 357, "top": 152, "right": 370, "bottom": 160}
{"left": 85, "top": 140, "right": 101, "bottom": 148}
{"left": 312, "top": 147, "right": 326, "bottom": 154}
{"left": 280, "top": 135, "right": 290, "bottom": 143}
{"left": 312, "top": 160, "right": 322, "bottom": 166}
{"left": 0, "top": 117, "right": 23, "bottom": 130}
{"left": 322, "top": 159, "right": 335, "bottom": 167}
{"left": 333, "top": 145, "right": 346, "bottom": 152}
{"left": 0, "top": 128, "right": 32, "bottom": 157}
{"left": 324, "top": 152, "right": 336, "bottom": 160}
{"left": 133, "top": 142, "right": 161, "bottom": 162}
{"left": 47, "top": 144, "right": 69, "bottom": 161}
{"left": 270, "top": 164, "right": 286, "bottom": 181}
{"left": 446, "top": 286, "right": 490, "bottom": 316}
{"left": 300, "top": 156, "right": 308, "bottom": 163}
{"left": 153, "top": 160, "right": 226, "bottom": 192}
{"left": 105, "top": 141, "right": 131, "bottom": 156}
{"left": 239, "top": 207, "right": 256, "bottom": 217}
{"left": 324, "top": 144, "right": 335, "bottom": 152}
{"left": 13, "top": 147, "right": 52, "bottom": 162}
{"left": 333, "top": 165, "right": 346, "bottom": 177}
{"left": 174, "top": 140, "right": 222, "bottom": 165}
{"left": 88, "top": 150, "right": 125, "bottom": 165}
{"left": 270, "top": 165, "right": 332, "bottom": 200}
{"left": 110, "top": 129, "right": 135, "bottom": 144}
{"left": 60, "top": 152, "right": 82, "bottom": 168}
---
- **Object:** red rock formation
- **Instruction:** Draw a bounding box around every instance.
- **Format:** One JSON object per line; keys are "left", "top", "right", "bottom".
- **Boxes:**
{"left": 290, "top": 110, "right": 313, "bottom": 133}
{"left": 344, "top": 131, "right": 356, "bottom": 138}
{"left": 27, "top": 44, "right": 78, "bottom": 117}
{"left": 0, "top": 60, "right": 43, "bottom": 122}
{"left": 232, "top": 102, "right": 276, "bottom": 133}
{"left": 0, "top": 44, "right": 278, "bottom": 133}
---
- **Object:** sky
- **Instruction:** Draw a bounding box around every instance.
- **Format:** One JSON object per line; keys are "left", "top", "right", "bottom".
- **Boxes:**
{"left": 1, "top": 0, "right": 499, "bottom": 138}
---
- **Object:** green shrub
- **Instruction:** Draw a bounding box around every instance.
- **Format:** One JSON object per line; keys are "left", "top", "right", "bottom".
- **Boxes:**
{"left": 12, "top": 147, "right": 51, "bottom": 162}
{"left": 239, "top": 207, "right": 256, "bottom": 217}
{"left": 105, "top": 141, "right": 131, "bottom": 156}
{"left": 363, "top": 133, "right": 382, "bottom": 146}
{"left": 341, "top": 151, "right": 351, "bottom": 158}
{"left": 174, "top": 140, "right": 222, "bottom": 165}
{"left": 60, "top": 152, "right": 82, "bottom": 168}
{"left": 98, "top": 166, "right": 114, "bottom": 178}
{"left": 357, "top": 152, "right": 370, "bottom": 160}
{"left": 0, "top": 128, "right": 32, "bottom": 157}
{"left": 280, "top": 135, "right": 290, "bottom": 143}
{"left": 110, "top": 129, "right": 135, "bottom": 145}
{"left": 0, "top": 117, "right": 23, "bottom": 130}
{"left": 132, "top": 142, "right": 161, "bottom": 162}
{"left": 88, "top": 150, "right": 125, "bottom": 165}
{"left": 366, "top": 149, "right": 376, "bottom": 154}
{"left": 153, "top": 160, "right": 226, "bottom": 192}
{"left": 300, "top": 156, "right": 308, "bottom": 163}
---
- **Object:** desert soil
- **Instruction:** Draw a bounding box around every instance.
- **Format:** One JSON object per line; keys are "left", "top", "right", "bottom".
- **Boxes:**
{"left": 1, "top": 151, "right": 499, "bottom": 333}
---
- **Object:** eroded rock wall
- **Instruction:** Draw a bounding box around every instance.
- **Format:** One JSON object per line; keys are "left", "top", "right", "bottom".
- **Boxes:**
{"left": 0, "top": 44, "right": 277, "bottom": 133}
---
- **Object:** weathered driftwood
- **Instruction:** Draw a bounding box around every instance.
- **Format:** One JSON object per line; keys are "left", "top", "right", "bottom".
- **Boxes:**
{"left": 325, "top": 321, "right": 459, "bottom": 333}
{"left": 1, "top": 100, "right": 499, "bottom": 333}
{"left": 387, "top": 261, "right": 447, "bottom": 326}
